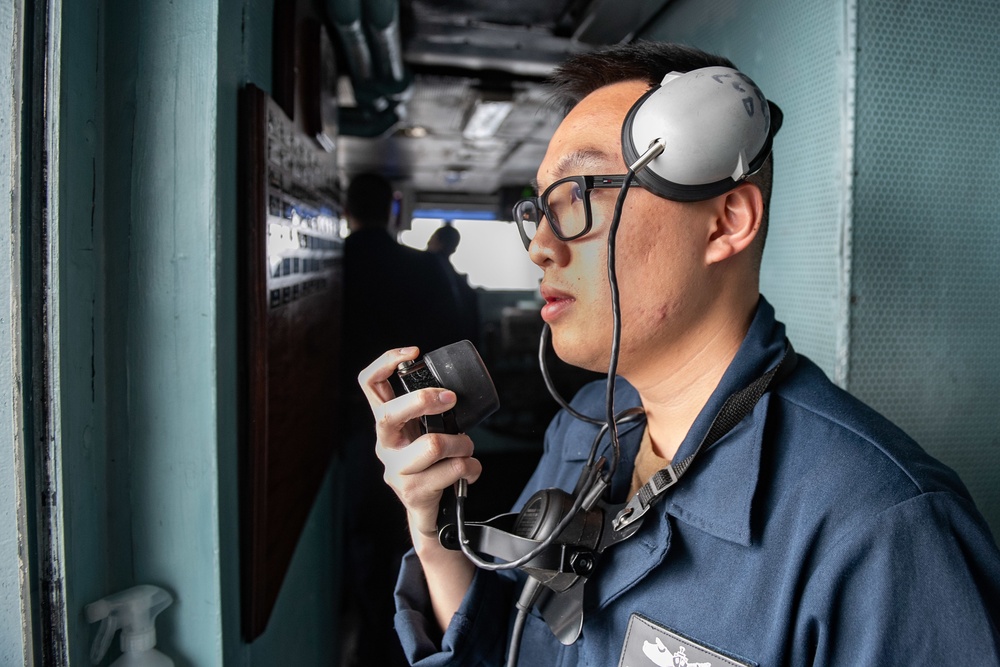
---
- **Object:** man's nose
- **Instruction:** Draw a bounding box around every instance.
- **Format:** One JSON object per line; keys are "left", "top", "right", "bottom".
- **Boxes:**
{"left": 527, "top": 215, "right": 569, "bottom": 267}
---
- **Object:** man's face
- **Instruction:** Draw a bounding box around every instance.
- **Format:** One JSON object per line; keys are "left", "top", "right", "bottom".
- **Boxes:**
{"left": 529, "top": 80, "right": 720, "bottom": 376}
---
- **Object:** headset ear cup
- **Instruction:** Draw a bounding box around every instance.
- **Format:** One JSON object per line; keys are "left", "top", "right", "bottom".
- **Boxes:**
{"left": 767, "top": 100, "right": 784, "bottom": 135}
{"left": 620, "top": 67, "right": 777, "bottom": 202}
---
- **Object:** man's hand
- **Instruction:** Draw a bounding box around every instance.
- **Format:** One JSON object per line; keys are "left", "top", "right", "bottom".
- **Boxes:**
{"left": 358, "top": 347, "right": 483, "bottom": 542}
{"left": 359, "top": 347, "right": 482, "bottom": 631}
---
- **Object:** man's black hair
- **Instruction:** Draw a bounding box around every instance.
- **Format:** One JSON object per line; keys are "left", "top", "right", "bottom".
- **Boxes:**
{"left": 547, "top": 42, "right": 737, "bottom": 114}
{"left": 429, "top": 224, "right": 461, "bottom": 256}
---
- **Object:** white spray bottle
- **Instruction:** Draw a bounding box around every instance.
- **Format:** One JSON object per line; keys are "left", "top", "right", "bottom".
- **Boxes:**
{"left": 85, "top": 585, "right": 174, "bottom": 667}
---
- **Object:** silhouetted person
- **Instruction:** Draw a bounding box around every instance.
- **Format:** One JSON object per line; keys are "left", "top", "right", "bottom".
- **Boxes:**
{"left": 426, "top": 224, "right": 480, "bottom": 346}
{"left": 340, "top": 174, "right": 461, "bottom": 667}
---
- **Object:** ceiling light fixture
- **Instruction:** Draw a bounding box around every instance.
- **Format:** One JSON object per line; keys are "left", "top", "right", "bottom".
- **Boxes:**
{"left": 398, "top": 125, "right": 429, "bottom": 138}
{"left": 462, "top": 100, "right": 514, "bottom": 140}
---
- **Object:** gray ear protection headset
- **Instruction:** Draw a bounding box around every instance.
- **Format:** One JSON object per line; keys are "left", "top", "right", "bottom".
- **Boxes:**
{"left": 622, "top": 66, "right": 782, "bottom": 201}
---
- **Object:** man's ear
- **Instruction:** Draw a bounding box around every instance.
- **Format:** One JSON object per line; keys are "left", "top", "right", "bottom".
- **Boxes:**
{"left": 705, "top": 183, "right": 763, "bottom": 265}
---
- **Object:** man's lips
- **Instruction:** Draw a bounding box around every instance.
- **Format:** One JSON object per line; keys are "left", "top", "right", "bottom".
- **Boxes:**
{"left": 539, "top": 286, "right": 574, "bottom": 322}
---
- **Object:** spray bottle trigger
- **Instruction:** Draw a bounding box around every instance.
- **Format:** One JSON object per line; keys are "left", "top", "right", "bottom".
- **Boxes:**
{"left": 85, "top": 600, "right": 119, "bottom": 665}
{"left": 84, "top": 584, "right": 174, "bottom": 665}
{"left": 147, "top": 591, "right": 171, "bottom": 622}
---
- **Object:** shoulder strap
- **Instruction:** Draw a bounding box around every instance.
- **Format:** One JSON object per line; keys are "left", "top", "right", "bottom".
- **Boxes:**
{"left": 613, "top": 343, "right": 797, "bottom": 531}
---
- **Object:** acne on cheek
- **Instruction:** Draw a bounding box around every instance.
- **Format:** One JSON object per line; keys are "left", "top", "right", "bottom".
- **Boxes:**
{"left": 625, "top": 290, "right": 680, "bottom": 326}
{"left": 637, "top": 246, "right": 658, "bottom": 268}
{"left": 642, "top": 304, "right": 672, "bottom": 325}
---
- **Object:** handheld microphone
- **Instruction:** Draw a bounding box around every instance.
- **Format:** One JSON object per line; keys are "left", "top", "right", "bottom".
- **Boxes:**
{"left": 396, "top": 339, "right": 500, "bottom": 434}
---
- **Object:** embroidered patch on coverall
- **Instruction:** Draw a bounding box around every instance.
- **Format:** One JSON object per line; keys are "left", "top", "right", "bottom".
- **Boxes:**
{"left": 618, "top": 613, "right": 755, "bottom": 667}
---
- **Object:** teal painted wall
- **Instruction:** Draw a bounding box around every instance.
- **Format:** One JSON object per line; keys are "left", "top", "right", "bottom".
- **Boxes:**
{"left": 216, "top": 0, "right": 343, "bottom": 664}
{"left": 59, "top": 0, "right": 113, "bottom": 662}
{"left": 645, "top": 0, "right": 1000, "bottom": 537}
{"left": 60, "top": 0, "right": 228, "bottom": 664}
{"left": 850, "top": 0, "right": 1000, "bottom": 537}
{"left": 54, "top": 0, "right": 343, "bottom": 664}
{"left": 0, "top": 1, "right": 32, "bottom": 663}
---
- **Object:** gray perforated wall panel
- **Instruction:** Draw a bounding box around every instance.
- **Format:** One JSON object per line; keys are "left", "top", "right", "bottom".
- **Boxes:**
{"left": 644, "top": 0, "right": 1000, "bottom": 536}
{"left": 851, "top": 0, "right": 1000, "bottom": 533}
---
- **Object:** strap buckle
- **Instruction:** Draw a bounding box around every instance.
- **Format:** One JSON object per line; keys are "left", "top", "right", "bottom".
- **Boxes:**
{"left": 612, "top": 465, "right": 678, "bottom": 531}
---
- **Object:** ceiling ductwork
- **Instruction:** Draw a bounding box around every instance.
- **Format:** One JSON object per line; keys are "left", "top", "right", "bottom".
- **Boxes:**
{"left": 327, "top": 0, "right": 412, "bottom": 137}
{"left": 571, "top": 0, "right": 671, "bottom": 45}
{"left": 331, "top": 0, "right": 676, "bottom": 196}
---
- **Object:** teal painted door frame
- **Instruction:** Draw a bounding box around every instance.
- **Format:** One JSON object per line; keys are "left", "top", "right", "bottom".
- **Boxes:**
{"left": 9, "top": 0, "right": 231, "bottom": 664}
{"left": 17, "top": 0, "right": 344, "bottom": 663}
{"left": 0, "top": 0, "right": 36, "bottom": 664}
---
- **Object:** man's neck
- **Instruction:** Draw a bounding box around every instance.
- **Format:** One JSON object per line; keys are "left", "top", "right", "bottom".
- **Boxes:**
{"left": 627, "top": 301, "right": 756, "bottom": 462}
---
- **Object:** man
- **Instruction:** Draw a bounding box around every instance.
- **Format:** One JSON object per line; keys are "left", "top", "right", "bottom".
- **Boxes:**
{"left": 342, "top": 174, "right": 463, "bottom": 392}
{"left": 357, "top": 43, "right": 1000, "bottom": 665}
{"left": 340, "top": 173, "right": 464, "bottom": 667}
{"left": 426, "top": 224, "right": 480, "bottom": 345}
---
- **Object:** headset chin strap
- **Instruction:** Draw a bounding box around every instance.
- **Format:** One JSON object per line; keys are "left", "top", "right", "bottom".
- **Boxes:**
{"left": 439, "top": 488, "right": 644, "bottom": 646}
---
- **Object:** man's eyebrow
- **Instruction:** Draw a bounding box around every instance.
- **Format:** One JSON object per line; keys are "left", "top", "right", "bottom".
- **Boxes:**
{"left": 533, "top": 148, "right": 618, "bottom": 192}
{"left": 554, "top": 149, "right": 616, "bottom": 175}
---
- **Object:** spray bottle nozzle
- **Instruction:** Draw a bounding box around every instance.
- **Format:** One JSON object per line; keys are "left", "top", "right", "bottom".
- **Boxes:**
{"left": 85, "top": 585, "right": 173, "bottom": 665}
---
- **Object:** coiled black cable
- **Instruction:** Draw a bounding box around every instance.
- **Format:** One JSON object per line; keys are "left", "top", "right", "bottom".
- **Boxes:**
{"left": 602, "top": 170, "right": 637, "bottom": 482}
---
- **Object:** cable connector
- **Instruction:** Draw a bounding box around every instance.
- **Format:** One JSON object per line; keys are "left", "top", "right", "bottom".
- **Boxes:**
{"left": 628, "top": 138, "right": 665, "bottom": 173}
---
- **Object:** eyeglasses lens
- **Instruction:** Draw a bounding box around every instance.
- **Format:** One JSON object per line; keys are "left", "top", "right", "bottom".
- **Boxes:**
{"left": 545, "top": 180, "right": 586, "bottom": 240}
{"left": 514, "top": 179, "right": 589, "bottom": 246}
{"left": 514, "top": 200, "right": 539, "bottom": 243}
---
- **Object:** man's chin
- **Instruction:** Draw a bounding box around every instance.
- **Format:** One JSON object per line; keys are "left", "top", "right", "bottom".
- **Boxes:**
{"left": 550, "top": 336, "right": 610, "bottom": 375}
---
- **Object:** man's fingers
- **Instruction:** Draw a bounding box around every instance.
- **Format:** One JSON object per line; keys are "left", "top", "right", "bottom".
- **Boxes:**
{"left": 378, "top": 432, "right": 480, "bottom": 504}
{"left": 373, "top": 388, "right": 458, "bottom": 448}
{"left": 383, "top": 432, "right": 475, "bottom": 476}
{"left": 388, "top": 454, "right": 483, "bottom": 511}
{"left": 358, "top": 347, "right": 421, "bottom": 404}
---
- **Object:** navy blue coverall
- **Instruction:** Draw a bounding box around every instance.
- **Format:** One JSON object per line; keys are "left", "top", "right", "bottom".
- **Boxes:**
{"left": 393, "top": 298, "right": 1000, "bottom": 666}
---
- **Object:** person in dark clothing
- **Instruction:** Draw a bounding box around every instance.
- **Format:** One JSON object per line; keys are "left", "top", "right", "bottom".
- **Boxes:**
{"left": 426, "top": 224, "right": 480, "bottom": 346}
{"left": 340, "top": 173, "right": 463, "bottom": 667}
{"left": 342, "top": 175, "right": 461, "bottom": 399}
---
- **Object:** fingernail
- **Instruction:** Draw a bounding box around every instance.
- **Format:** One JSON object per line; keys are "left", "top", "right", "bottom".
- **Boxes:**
{"left": 439, "top": 390, "right": 456, "bottom": 404}
{"left": 399, "top": 346, "right": 418, "bottom": 355}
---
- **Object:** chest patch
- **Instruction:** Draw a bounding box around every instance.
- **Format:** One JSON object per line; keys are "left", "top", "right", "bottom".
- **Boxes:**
{"left": 618, "top": 613, "right": 755, "bottom": 667}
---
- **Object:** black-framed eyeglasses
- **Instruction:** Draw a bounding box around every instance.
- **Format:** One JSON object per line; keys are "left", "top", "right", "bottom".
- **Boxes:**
{"left": 512, "top": 174, "right": 633, "bottom": 250}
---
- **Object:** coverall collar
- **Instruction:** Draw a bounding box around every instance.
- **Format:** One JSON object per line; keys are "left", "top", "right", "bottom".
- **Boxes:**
{"left": 562, "top": 297, "right": 788, "bottom": 548}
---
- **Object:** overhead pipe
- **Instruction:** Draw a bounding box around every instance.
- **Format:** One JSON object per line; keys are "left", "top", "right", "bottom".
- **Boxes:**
{"left": 327, "top": 0, "right": 412, "bottom": 136}
{"left": 328, "top": 0, "right": 373, "bottom": 83}
{"left": 364, "top": 0, "right": 406, "bottom": 84}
